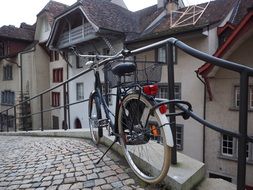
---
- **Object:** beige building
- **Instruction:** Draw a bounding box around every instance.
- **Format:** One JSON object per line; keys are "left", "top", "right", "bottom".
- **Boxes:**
{"left": 198, "top": 4, "right": 253, "bottom": 187}
{"left": 35, "top": 1, "right": 69, "bottom": 130}
{"left": 126, "top": 0, "right": 238, "bottom": 162}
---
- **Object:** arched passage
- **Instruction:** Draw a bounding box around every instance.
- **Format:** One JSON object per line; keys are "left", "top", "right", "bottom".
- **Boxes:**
{"left": 75, "top": 118, "right": 82, "bottom": 129}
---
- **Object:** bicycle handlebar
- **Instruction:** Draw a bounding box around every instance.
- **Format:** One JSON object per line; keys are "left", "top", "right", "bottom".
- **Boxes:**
{"left": 70, "top": 46, "right": 129, "bottom": 61}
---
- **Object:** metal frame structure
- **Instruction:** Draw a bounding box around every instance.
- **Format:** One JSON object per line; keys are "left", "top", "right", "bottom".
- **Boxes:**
{"left": 170, "top": 2, "right": 210, "bottom": 28}
{"left": 0, "top": 37, "right": 252, "bottom": 190}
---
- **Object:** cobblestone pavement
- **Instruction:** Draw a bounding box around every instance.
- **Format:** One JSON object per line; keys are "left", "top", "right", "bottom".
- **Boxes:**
{"left": 0, "top": 136, "right": 148, "bottom": 190}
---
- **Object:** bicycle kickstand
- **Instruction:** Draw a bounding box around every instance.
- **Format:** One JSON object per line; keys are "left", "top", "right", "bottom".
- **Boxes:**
{"left": 96, "top": 137, "right": 117, "bottom": 165}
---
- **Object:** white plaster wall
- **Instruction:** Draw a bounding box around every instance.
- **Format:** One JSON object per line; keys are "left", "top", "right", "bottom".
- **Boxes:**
{"left": 34, "top": 15, "right": 51, "bottom": 43}
{"left": 131, "top": 34, "right": 212, "bottom": 162}
{"left": 172, "top": 36, "right": 208, "bottom": 162}
{"left": 68, "top": 39, "right": 123, "bottom": 129}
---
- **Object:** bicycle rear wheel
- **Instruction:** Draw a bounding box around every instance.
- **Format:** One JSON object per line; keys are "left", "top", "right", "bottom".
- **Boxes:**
{"left": 118, "top": 93, "right": 171, "bottom": 184}
{"left": 88, "top": 93, "right": 102, "bottom": 145}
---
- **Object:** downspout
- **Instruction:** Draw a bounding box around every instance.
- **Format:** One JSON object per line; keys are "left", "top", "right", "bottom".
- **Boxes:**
{"left": 195, "top": 71, "right": 207, "bottom": 163}
{"left": 59, "top": 52, "right": 71, "bottom": 129}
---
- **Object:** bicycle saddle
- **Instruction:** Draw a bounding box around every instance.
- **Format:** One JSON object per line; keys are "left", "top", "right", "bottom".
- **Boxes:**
{"left": 111, "top": 62, "right": 136, "bottom": 77}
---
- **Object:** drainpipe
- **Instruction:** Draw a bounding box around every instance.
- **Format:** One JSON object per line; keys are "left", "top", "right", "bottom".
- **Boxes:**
{"left": 195, "top": 71, "right": 207, "bottom": 163}
{"left": 59, "top": 52, "right": 71, "bottom": 129}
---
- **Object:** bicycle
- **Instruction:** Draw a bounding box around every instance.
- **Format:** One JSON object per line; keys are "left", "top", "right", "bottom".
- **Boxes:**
{"left": 73, "top": 48, "right": 175, "bottom": 184}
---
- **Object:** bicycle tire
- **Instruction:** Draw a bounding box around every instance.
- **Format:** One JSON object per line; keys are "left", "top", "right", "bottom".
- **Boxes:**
{"left": 88, "top": 93, "right": 102, "bottom": 145}
{"left": 118, "top": 93, "right": 171, "bottom": 184}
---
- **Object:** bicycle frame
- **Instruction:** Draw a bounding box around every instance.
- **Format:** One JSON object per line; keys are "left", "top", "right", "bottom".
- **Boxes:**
{"left": 91, "top": 68, "right": 121, "bottom": 136}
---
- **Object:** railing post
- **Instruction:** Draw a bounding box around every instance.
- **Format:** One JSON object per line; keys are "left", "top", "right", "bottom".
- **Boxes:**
{"left": 14, "top": 106, "right": 17, "bottom": 132}
{"left": 166, "top": 42, "right": 177, "bottom": 164}
{"left": 21, "top": 102, "right": 27, "bottom": 132}
{"left": 237, "top": 72, "right": 248, "bottom": 190}
{"left": 0, "top": 114, "right": 3, "bottom": 132}
{"left": 40, "top": 95, "right": 44, "bottom": 131}
{"left": 63, "top": 84, "right": 67, "bottom": 130}
{"left": 6, "top": 110, "right": 9, "bottom": 132}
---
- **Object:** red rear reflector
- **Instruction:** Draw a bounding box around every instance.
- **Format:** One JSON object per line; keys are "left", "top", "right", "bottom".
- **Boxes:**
{"left": 143, "top": 84, "right": 158, "bottom": 96}
{"left": 159, "top": 104, "right": 167, "bottom": 114}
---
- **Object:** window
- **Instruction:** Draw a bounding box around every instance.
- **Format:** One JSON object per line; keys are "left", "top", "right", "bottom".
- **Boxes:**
{"left": 158, "top": 47, "right": 166, "bottom": 63}
{"left": 234, "top": 86, "right": 253, "bottom": 109}
{"left": 1, "top": 91, "right": 15, "bottom": 105}
{"left": 176, "top": 124, "right": 184, "bottom": 150}
{"left": 246, "top": 142, "right": 253, "bottom": 162}
{"left": 222, "top": 134, "right": 234, "bottom": 157}
{"left": 250, "top": 87, "right": 253, "bottom": 109}
{"left": 3, "top": 65, "right": 12, "bottom": 80}
{"left": 50, "top": 51, "right": 59, "bottom": 62}
{"left": 88, "top": 51, "right": 95, "bottom": 61}
{"left": 221, "top": 134, "right": 253, "bottom": 162}
{"left": 103, "top": 48, "right": 110, "bottom": 56}
{"left": 102, "top": 83, "right": 112, "bottom": 105}
{"left": 76, "top": 56, "right": 81, "bottom": 68}
{"left": 76, "top": 83, "right": 84, "bottom": 100}
{"left": 158, "top": 83, "right": 181, "bottom": 99}
{"left": 76, "top": 56, "right": 86, "bottom": 68}
{"left": 157, "top": 46, "right": 177, "bottom": 64}
{"left": 53, "top": 68, "right": 63, "bottom": 83}
{"left": 52, "top": 92, "right": 60, "bottom": 107}
{"left": 0, "top": 41, "right": 4, "bottom": 57}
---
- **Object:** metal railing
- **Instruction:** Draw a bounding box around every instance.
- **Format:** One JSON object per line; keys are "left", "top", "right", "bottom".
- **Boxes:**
{"left": 0, "top": 37, "right": 252, "bottom": 190}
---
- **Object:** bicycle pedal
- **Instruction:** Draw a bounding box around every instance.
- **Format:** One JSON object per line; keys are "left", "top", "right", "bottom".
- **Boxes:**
{"left": 98, "top": 119, "right": 109, "bottom": 128}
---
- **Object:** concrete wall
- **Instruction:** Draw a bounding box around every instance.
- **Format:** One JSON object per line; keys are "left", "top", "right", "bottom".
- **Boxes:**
{"left": 21, "top": 45, "right": 50, "bottom": 130}
{"left": 205, "top": 34, "right": 253, "bottom": 186}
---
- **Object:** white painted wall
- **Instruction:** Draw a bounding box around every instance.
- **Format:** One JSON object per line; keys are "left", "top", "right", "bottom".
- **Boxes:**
{"left": 68, "top": 39, "right": 123, "bottom": 129}
{"left": 34, "top": 14, "right": 51, "bottom": 43}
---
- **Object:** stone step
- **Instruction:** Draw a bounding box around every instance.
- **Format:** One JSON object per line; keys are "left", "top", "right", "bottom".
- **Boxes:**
{"left": 196, "top": 178, "right": 236, "bottom": 190}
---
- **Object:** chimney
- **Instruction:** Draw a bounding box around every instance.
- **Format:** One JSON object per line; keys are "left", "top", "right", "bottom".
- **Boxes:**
{"left": 157, "top": 0, "right": 166, "bottom": 9}
{"left": 157, "top": 0, "right": 179, "bottom": 13}
{"left": 166, "top": 0, "right": 178, "bottom": 13}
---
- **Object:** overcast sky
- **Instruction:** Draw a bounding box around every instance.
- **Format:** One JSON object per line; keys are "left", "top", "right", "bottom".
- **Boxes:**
{"left": 0, "top": 0, "right": 209, "bottom": 27}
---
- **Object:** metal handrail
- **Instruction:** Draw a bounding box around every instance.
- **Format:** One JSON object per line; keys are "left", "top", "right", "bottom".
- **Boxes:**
{"left": 0, "top": 37, "right": 251, "bottom": 190}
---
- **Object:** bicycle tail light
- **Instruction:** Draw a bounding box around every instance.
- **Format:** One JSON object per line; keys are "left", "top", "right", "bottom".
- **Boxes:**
{"left": 143, "top": 84, "right": 158, "bottom": 96}
{"left": 159, "top": 104, "right": 167, "bottom": 114}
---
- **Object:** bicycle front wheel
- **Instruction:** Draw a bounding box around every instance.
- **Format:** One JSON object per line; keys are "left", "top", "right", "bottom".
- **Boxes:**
{"left": 118, "top": 93, "right": 171, "bottom": 184}
{"left": 88, "top": 93, "right": 102, "bottom": 145}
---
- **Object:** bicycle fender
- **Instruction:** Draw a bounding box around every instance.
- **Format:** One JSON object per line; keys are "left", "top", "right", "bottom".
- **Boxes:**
{"left": 157, "top": 112, "right": 174, "bottom": 147}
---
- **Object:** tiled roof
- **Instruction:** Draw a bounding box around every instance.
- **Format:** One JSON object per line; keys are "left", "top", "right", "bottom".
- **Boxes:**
{"left": 229, "top": 0, "right": 253, "bottom": 24}
{"left": 0, "top": 24, "right": 35, "bottom": 41}
{"left": 79, "top": 0, "right": 138, "bottom": 33}
{"left": 38, "top": 0, "right": 68, "bottom": 25}
{"left": 75, "top": 0, "right": 163, "bottom": 41}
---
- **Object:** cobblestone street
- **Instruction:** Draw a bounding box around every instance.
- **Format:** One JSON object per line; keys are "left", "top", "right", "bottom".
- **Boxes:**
{"left": 0, "top": 136, "right": 146, "bottom": 190}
